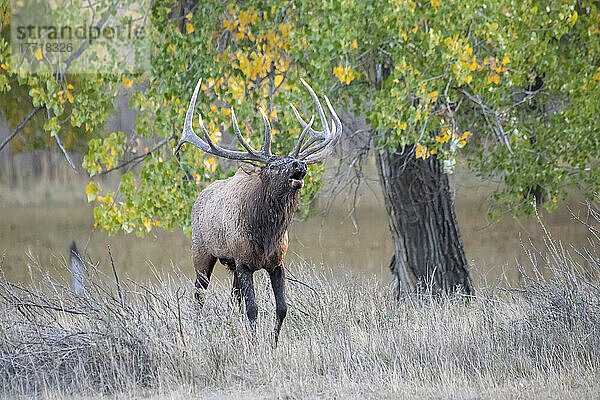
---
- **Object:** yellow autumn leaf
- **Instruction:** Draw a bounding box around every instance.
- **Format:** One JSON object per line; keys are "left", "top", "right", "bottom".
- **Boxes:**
{"left": 204, "top": 157, "right": 217, "bottom": 173}
{"left": 436, "top": 131, "right": 451, "bottom": 143}
{"left": 333, "top": 65, "right": 356, "bottom": 85}
{"left": 428, "top": 91, "right": 439, "bottom": 103}
{"left": 431, "top": 0, "right": 440, "bottom": 7}
{"left": 186, "top": 12, "right": 193, "bottom": 20}
{"left": 67, "top": 83, "right": 74, "bottom": 90}
{"left": 186, "top": 22, "right": 195, "bottom": 34}
{"left": 274, "top": 75, "right": 284, "bottom": 87}
{"left": 465, "top": 75, "right": 473, "bottom": 84}
{"left": 223, "top": 19, "right": 236, "bottom": 31}
{"left": 143, "top": 218, "right": 152, "bottom": 232}
{"left": 35, "top": 48, "right": 42, "bottom": 61}
{"left": 351, "top": 39, "right": 357, "bottom": 49}
{"left": 85, "top": 182, "right": 99, "bottom": 202}
{"left": 1, "top": 63, "right": 8, "bottom": 70}
{"left": 279, "top": 22, "right": 290, "bottom": 38}
{"left": 502, "top": 56, "right": 510, "bottom": 65}
{"left": 192, "top": 172, "right": 201, "bottom": 184}
{"left": 415, "top": 144, "right": 429, "bottom": 159}
{"left": 122, "top": 77, "right": 133, "bottom": 89}
{"left": 66, "top": 91, "right": 74, "bottom": 103}
{"left": 399, "top": 122, "right": 407, "bottom": 131}
{"left": 487, "top": 74, "right": 499, "bottom": 85}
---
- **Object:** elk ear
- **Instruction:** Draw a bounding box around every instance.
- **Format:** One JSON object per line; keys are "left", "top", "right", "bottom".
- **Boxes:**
{"left": 240, "top": 163, "right": 260, "bottom": 175}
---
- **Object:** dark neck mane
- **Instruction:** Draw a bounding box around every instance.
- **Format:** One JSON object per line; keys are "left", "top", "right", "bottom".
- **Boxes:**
{"left": 244, "top": 179, "right": 300, "bottom": 260}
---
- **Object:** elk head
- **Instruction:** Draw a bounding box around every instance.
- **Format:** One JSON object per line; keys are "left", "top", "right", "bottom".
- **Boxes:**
{"left": 174, "top": 78, "right": 342, "bottom": 194}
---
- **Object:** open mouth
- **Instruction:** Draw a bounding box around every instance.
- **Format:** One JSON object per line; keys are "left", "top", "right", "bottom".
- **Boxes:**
{"left": 289, "top": 170, "right": 305, "bottom": 188}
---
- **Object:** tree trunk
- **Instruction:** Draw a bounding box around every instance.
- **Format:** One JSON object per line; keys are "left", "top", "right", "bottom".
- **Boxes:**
{"left": 375, "top": 144, "right": 474, "bottom": 298}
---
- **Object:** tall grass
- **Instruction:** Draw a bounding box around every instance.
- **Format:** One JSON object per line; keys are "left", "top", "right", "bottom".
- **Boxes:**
{"left": 0, "top": 208, "right": 599, "bottom": 399}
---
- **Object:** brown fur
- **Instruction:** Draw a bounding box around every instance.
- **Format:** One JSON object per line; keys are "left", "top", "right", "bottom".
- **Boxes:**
{"left": 191, "top": 165, "right": 301, "bottom": 273}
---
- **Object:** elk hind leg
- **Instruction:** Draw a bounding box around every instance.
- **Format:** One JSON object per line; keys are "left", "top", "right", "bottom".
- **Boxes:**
{"left": 193, "top": 248, "right": 216, "bottom": 306}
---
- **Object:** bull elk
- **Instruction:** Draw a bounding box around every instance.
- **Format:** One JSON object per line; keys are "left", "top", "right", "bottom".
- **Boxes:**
{"left": 174, "top": 78, "right": 342, "bottom": 342}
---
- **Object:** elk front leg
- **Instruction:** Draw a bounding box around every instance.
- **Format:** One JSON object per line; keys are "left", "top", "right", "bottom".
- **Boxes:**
{"left": 269, "top": 265, "right": 287, "bottom": 345}
{"left": 237, "top": 265, "right": 258, "bottom": 333}
{"left": 231, "top": 269, "right": 243, "bottom": 311}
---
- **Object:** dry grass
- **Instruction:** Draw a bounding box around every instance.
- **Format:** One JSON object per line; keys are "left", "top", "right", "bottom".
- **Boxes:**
{"left": 1, "top": 212, "right": 599, "bottom": 400}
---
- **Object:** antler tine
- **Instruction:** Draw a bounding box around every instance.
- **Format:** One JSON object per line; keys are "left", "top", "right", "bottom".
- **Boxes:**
{"left": 175, "top": 78, "right": 211, "bottom": 154}
{"left": 298, "top": 94, "right": 343, "bottom": 164}
{"left": 300, "top": 78, "right": 330, "bottom": 138}
{"left": 259, "top": 107, "right": 272, "bottom": 157}
{"left": 175, "top": 78, "right": 270, "bottom": 163}
{"left": 290, "top": 103, "right": 326, "bottom": 141}
{"left": 231, "top": 108, "right": 261, "bottom": 157}
{"left": 290, "top": 115, "right": 315, "bottom": 158}
{"left": 288, "top": 78, "right": 344, "bottom": 163}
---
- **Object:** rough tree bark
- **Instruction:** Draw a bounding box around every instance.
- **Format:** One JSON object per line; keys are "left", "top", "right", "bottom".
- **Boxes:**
{"left": 375, "top": 143, "right": 474, "bottom": 298}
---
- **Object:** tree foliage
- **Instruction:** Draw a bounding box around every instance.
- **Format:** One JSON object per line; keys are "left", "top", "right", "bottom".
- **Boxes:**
{"left": 1, "top": 0, "right": 599, "bottom": 236}
{"left": 289, "top": 0, "right": 600, "bottom": 217}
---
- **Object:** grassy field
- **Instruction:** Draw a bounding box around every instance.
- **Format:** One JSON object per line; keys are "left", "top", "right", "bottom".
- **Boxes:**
{"left": 0, "top": 220, "right": 599, "bottom": 399}
{"left": 1, "top": 161, "right": 599, "bottom": 398}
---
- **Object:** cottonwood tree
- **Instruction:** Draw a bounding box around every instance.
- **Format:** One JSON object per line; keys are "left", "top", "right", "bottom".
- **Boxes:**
{"left": 286, "top": 0, "right": 600, "bottom": 297}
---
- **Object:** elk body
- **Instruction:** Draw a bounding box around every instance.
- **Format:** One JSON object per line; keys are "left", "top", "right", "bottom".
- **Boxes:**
{"left": 175, "top": 78, "right": 342, "bottom": 342}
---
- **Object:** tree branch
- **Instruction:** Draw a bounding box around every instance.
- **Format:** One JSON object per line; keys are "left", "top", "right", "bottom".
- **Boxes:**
{"left": 54, "top": 131, "right": 77, "bottom": 170}
{"left": 457, "top": 88, "right": 514, "bottom": 154}
{"left": 0, "top": 105, "right": 44, "bottom": 153}
{"left": 99, "top": 137, "right": 170, "bottom": 175}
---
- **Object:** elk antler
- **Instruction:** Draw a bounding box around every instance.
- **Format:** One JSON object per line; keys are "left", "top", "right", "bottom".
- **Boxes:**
{"left": 174, "top": 78, "right": 273, "bottom": 164}
{"left": 289, "top": 78, "right": 343, "bottom": 164}
{"left": 175, "top": 78, "right": 341, "bottom": 165}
